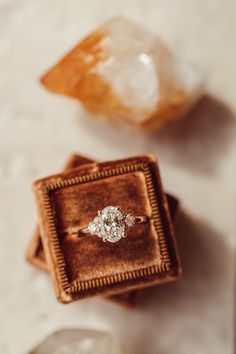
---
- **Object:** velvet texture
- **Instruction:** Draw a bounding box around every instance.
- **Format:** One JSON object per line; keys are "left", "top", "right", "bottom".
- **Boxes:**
{"left": 33, "top": 155, "right": 181, "bottom": 303}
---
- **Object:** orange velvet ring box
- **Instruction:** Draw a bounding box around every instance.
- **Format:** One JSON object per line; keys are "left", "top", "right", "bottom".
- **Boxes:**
{"left": 26, "top": 154, "right": 179, "bottom": 307}
{"left": 29, "top": 154, "right": 181, "bottom": 304}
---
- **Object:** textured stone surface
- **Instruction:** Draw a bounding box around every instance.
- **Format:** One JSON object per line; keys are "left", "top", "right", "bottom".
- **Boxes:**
{"left": 41, "top": 16, "right": 204, "bottom": 130}
{"left": 28, "top": 328, "right": 121, "bottom": 354}
{"left": 0, "top": 1, "right": 235, "bottom": 354}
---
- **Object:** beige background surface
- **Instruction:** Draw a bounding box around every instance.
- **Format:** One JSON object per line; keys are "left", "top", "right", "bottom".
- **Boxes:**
{"left": 0, "top": 1, "right": 235, "bottom": 353}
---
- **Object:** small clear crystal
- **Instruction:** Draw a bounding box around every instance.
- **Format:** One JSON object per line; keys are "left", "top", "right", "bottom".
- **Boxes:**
{"left": 28, "top": 328, "right": 121, "bottom": 354}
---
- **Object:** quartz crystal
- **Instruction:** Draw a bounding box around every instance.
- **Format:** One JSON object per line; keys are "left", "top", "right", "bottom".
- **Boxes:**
{"left": 41, "top": 16, "right": 204, "bottom": 130}
{"left": 29, "top": 328, "right": 121, "bottom": 354}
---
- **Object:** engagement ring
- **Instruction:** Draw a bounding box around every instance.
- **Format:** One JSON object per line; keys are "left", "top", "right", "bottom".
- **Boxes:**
{"left": 80, "top": 206, "right": 147, "bottom": 243}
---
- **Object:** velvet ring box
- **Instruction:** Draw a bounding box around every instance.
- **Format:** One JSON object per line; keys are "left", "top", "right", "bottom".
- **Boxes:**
{"left": 26, "top": 154, "right": 179, "bottom": 307}
{"left": 31, "top": 154, "right": 181, "bottom": 304}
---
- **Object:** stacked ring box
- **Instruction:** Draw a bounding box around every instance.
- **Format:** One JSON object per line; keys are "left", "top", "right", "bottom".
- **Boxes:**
{"left": 26, "top": 154, "right": 181, "bottom": 306}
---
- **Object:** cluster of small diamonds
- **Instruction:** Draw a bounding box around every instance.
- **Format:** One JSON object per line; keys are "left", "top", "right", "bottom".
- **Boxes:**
{"left": 88, "top": 206, "right": 135, "bottom": 243}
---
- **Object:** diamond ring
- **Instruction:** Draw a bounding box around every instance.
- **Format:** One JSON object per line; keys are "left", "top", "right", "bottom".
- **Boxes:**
{"left": 80, "top": 206, "right": 147, "bottom": 243}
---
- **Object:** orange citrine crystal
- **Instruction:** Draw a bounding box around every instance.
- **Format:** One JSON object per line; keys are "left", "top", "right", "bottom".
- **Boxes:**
{"left": 41, "top": 17, "right": 204, "bottom": 130}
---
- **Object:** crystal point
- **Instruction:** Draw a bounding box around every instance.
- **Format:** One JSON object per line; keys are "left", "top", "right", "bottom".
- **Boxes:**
{"left": 28, "top": 328, "right": 121, "bottom": 354}
{"left": 41, "top": 16, "right": 204, "bottom": 130}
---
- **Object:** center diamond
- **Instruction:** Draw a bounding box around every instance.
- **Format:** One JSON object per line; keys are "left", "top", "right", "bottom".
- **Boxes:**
{"left": 88, "top": 206, "right": 135, "bottom": 243}
{"left": 99, "top": 206, "right": 125, "bottom": 242}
